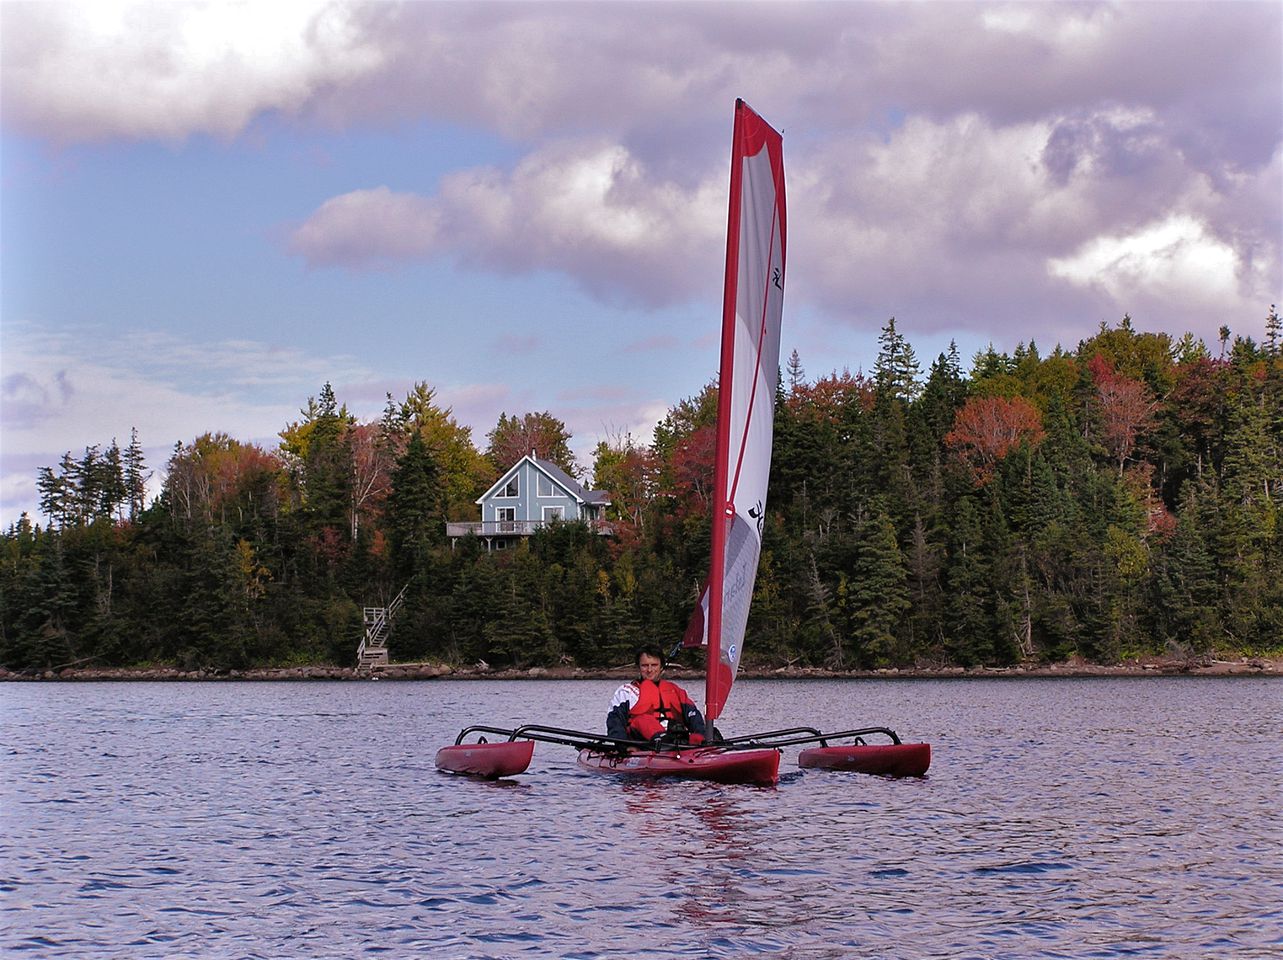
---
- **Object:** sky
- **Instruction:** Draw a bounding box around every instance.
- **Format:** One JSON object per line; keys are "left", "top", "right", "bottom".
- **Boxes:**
{"left": 2, "top": 0, "right": 1281, "bottom": 527}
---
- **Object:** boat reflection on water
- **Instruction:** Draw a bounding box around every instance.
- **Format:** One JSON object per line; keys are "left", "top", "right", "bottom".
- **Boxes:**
{"left": 616, "top": 780, "right": 773, "bottom": 927}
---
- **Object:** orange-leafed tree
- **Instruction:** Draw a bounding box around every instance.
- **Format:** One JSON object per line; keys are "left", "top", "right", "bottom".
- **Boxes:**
{"left": 1087, "top": 354, "right": 1158, "bottom": 475}
{"left": 944, "top": 396, "right": 1046, "bottom": 485}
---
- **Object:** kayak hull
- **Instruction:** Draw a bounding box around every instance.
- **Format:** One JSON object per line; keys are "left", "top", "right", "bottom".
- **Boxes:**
{"left": 798, "top": 742, "right": 930, "bottom": 777}
{"left": 436, "top": 739, "right": 534, "bottom": 779}
{"left": 576, "top": 746, "right": 780, "bottom": 785}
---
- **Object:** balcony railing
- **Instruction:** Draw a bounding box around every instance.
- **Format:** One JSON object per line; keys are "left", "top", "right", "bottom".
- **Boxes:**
{"left": 446, "top": 519, "right": 613, "bottom": 538}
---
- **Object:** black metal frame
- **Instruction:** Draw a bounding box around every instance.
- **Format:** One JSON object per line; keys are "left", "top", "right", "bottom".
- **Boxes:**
{"left": 451, "top": 723, "right": 905, "bottom": 754}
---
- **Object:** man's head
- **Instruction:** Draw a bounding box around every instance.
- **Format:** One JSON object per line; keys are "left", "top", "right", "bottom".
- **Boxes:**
{"left": 635, "top": 645, "right": 665, "bottom": 682}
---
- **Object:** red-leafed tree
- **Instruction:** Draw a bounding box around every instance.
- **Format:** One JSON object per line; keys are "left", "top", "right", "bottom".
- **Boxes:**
{"left": 944, "top": 395, "right": 1046, "bottom": 485}
{"left": 669, "top": 425, "right": 717, "bottom": 520}
{"left": 788, "top": 369, "right": 875, "bottom": 420}
{"left": 1088, "top": 354, "right": 1158, "bottom": 475}
{"left": 486, "top": 411, "right": 576, "bottom": 477}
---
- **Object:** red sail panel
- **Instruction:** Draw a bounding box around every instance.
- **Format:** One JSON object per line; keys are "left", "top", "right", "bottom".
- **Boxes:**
{"left": 704, "top": 99, "right": 786, "bottom": 725}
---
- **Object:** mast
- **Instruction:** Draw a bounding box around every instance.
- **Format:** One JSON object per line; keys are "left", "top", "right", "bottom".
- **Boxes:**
{"left": 703, "top": 99, "right": 786, "bottom": 726}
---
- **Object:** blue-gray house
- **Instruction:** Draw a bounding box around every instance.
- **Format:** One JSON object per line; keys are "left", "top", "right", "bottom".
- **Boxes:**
{"left": 446, "top": 454, "right": 612, "bottom": 549}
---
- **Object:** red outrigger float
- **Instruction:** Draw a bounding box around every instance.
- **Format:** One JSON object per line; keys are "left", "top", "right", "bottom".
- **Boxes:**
{"left": 434, "top": 103, "right": 932, "bottom": 786}
{"left": 799, "top": 742, "right": 931, "bottom": 777}
{"left": 435, "top": 738, "right": 534, "bottom": 779}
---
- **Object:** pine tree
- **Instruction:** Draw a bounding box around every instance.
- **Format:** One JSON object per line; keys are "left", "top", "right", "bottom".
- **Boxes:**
{"left": 944, "top": 496, "right": 992, "bottom": 664}
{"left": 1147, "top": 484, "right": 1220, "bottom": 653}
{"left": 874, "top": 317, "right": 922, "bottom": 402}
{"left": 1264, "top": 304, "right": 1280, "bottom": 358}
{"left": 848, "top": 507, "right": 910, "bottom": 666}
{"left": 123, "top": 428, "right": 149, "bottom": 521}
{"left": 302, "top": 382, "right": 355, "bottom": 538}
{"left": 386, "top": 431, "right": 443, "bottom": 575}
{"left": 786, "top": 349, "right": 806, "bottom": 392}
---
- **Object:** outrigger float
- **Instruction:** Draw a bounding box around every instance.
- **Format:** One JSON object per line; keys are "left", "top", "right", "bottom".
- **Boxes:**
{"left": 437, "top": 102, "right": 931, "bottom": 787}
{"left": 436, "top": 724, "right": 930, "bottom": 785}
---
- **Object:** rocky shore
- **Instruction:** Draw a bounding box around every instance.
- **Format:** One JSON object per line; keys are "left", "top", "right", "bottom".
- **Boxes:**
{"left": 2, "top": 654, "right": 1279, "bottom": 682}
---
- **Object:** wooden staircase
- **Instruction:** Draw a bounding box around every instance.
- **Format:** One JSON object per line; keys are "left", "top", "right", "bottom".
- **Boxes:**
{"left": 356, "top": 584, "right": 408, "bottom": 674}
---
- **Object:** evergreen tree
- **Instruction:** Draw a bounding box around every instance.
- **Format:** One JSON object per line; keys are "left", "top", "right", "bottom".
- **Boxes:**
{"left": 1264, "top": 304, "right": 1280, "bottom": 358}
{"left": 302, "top": 382, "right": 355, "bottom": 538}
{"left": 848, "top": 507, "right": 910, "bottom": 666}
{"left": 123, "top": 428, "right": 150, "bottom": 521}
{"left": 786, "top": 349, "right": 806, "bottom": 391}
{"left": 1147, "top": 484, "right": 1220, "bottom": 653}
{"left": 874, "top": 317, "right": 922, "bottom": 402}
{"left": 386, "top": 431, "right": 443, "bottom": 576}
{"left": 944, "top": 496, "right": 993, "bottom": 664}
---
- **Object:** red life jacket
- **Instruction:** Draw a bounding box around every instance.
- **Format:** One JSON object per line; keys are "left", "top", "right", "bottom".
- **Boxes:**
{"left": 627, "top": 679, "right": 690, "bottom": 739}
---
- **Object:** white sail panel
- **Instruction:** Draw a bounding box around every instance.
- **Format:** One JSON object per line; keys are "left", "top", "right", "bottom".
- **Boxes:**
{"left": 703, "top": 101, "right": 785, "bottom": 724}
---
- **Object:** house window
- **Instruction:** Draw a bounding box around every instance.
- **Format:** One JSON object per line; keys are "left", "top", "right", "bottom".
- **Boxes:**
{"left": 500, "top": 476, "right": 518, "bottom": 498}
{"left": 497, "top": 507, "right": 516, "bottom": 533}
{"left": 542, "top": 505, "right": 565, "bottom": 523}
{"left": 537, "top": 474, "right": 556, "bottom": 497}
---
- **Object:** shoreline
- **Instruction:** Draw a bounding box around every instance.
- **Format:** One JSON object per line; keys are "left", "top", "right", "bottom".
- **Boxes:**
{"left": 3, "top": 655, "right": 1279, "bottom": 682}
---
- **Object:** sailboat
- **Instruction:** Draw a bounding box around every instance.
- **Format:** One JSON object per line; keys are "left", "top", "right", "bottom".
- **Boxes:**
{"left": 435, "top": 101, "right": 930, "bottom": 784}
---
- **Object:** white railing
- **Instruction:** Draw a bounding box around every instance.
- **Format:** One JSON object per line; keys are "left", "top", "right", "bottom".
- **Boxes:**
{"left": 445, "top": 519, "right": 613, "bottom": 538}
{"left": 356, "top": 583, "right": 409, "bottom": 671}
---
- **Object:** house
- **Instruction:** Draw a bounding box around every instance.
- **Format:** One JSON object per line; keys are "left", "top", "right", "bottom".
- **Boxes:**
{"left": 446, "top": 453, "right": 612, "bottom": 549}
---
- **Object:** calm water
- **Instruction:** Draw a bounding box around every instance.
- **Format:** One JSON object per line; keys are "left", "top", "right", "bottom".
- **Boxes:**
{"left": 2, "top": 678, "right": 1280, "bottom": 959}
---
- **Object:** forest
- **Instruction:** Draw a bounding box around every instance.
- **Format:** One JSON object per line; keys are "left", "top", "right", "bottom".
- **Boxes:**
{"left": 2, "top": 313, "right": 1281, "bottom": 674}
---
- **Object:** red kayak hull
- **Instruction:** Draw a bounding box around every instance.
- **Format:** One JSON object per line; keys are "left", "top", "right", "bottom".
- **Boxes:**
{"left": 798, "top": 742, "right": 930, "bottom": 777}
{"left": 576, "top": 746, "right": 780, "bottom": 785}
{"left": 436, "top": 740, "right": 535, "bottom": 779}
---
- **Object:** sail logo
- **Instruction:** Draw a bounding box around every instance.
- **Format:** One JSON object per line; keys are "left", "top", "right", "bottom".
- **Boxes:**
{"left": 749, "top": 500, "right": 764, "bottom": 537}
{"left": 773, "top": 267, "right": 783, "bottom": 290}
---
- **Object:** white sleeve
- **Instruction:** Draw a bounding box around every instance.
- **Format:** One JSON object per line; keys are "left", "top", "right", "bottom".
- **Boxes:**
{"left": 610, "top": 682, "right": 640, "bottom": 710}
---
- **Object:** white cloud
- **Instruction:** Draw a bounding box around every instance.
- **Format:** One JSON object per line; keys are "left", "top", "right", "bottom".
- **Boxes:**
{"left": 289, "top": 139, "right": 726, "bottom": 306}
{"left": 289, "top": 187, "right": 442, "bottom": 265}
{"left": 0, "top": 1, "right": 385, "bottom": 142}
{"left": 1048, "top": 214, "right": 1243, "bottom": 308}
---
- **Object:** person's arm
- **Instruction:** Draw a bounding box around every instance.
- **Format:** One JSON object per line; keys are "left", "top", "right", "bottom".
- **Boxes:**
{"left": 677, "top": 688, "right": 706, "bottom": 743}
{"left": 606, "top": 683, "right": 638, "bottom": 739}
{"left": 606, "top": 702, "right": 631, "bottom": 739}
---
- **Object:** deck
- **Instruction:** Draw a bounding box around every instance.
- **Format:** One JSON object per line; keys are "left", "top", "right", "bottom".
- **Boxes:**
{"left": 446, "top": 519, "right": 614, "bottom": 539}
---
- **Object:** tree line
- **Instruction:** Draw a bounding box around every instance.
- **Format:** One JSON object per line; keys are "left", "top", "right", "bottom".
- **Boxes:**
{"left": 2, "top": 312, "right": 1281, "bottom": 674}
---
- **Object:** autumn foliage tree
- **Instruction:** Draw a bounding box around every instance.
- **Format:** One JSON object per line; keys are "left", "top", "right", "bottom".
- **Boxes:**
{"left": 1088, "top": 354, "right": 1158, "bottom": 475}
{"left": 485, "top": 411, "right": 576, "bottom": 477}
{"left": 944, "top": 396, "right": 1046, "bottom": 485}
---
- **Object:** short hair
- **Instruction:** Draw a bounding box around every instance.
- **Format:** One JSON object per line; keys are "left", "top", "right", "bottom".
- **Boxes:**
{"left": 635, "top": 645, "right": 666, "bottom": 667}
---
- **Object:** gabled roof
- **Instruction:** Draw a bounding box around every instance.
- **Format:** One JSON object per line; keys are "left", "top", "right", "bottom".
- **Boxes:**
{"left": 475, "top": 454, "right": 612, "bottom": 506}
{"left": 534, "top": 457, "right": 611, "bottom": 506}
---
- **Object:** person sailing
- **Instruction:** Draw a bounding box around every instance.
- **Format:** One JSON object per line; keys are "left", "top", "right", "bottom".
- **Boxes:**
{"left": 607, "top": 646, "right": 707, "bottom": 745}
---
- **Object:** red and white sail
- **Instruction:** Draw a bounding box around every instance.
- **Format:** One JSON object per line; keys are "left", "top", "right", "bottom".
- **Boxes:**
{"left": 683, "top": 100, "right": 786, "bottom": 725}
